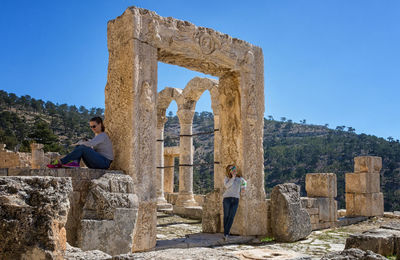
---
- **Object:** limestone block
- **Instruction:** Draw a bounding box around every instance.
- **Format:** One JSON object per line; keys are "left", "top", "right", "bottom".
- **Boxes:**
{"left": 0, "top": 176, "right": 72, "bottom": 259}
{"left": 317, "top": 197, "right": 337, "bottom": 222}
{"left": 301, "top": 197, "right": 318, "bottom": 208}
{"left": 270, "top": 183, "right": 312, "bottom": 242}
{"left": 345, "top": 172, "right": 380, "bottom": 193}
{"left": 202, "top": 190, "right": 222, "bottom": 233}
{"left": 321, "top": 248, "right": 387, "bottom": 260}
{"left": 345, "top": 228, "right": 400, "bottom": 256}
{"left": 306, "top": 207, "right": 319, "bottom": 215}
{"left": 346, "top": 192, "right": 384, "bottom": 217}
{"left": 0, "top": 168, "right": 7, "bottom": 176}
{"left": 354, "top": 156, "right": 382, "bottom": 173}
{"left": 312, "top": 222, "right": 335, "bottom": 231}
{"left": 338, "top": 209, "right": 347, "bottom": 217}
{"left": 310, "top": 214, "right": 319, "bottom": 224}
{"left": 306, "top": 173, "right": 337, "bottom": 198}
{"left": 132, "top": 201, "right": 157, "bottom": 252}
{"left": 79, "top": 173, "right": 139, "bottom": 255}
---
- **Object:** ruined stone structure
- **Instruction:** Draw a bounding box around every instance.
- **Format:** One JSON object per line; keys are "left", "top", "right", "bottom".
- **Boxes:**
{"left": 0, "top": 143, "right": 31, "bottom": 168}
{"left": 304, "top": 173, "right": 338, "bottom": 230}
{"left": 346, "top": 156, "right": 384, "bottom": 217}
{"left": 0, "top": 143, "right": 58, "bottom": 169}
{"left": 105, "top": 6, "right": 267, "bottom": 250}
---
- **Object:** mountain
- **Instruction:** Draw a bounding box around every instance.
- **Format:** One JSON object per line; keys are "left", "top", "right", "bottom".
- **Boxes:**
{"left": 1, "top": 90, "right": 400, "bottom": 211}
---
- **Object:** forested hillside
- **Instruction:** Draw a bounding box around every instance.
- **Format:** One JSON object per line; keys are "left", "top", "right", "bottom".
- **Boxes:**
{"left": 1, "top": 90, "right": 400, "bottom": 211}
{"left": 0, "top": 90, "right": 103, "bottom": 153}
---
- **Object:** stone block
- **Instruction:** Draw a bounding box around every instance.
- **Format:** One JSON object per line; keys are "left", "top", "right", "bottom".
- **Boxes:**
{"left": 202, "top": 190, "right": 222, "bottom": 233}
{"left": 0, "top": 168, "right": 7, "bottom": 176}
{"left": 345, "top": 172, "right": 380, "bottom": 193}
{"left": 345, "top": 228, "right": 400, "bottom": 256}
{"left": 346, "top": 192, "right": 384, "bottom": 217}
{"left": 301, "top": 197, "right": 318, "bottom": 208}
{"left": 0, "top": 176, "right": 72, "bottom": 259}
{"left": 338, "top": 209, "right": 347, "bottom": 217}
{"left": 317, "top": 197, "right": 337, "bottom": 222}
{"left": 79, "top": 173, "right": 139, "bottom": 255}
{"left": 270, "top": 183, "right": 311, "bottom": 242}
{"left": 312, "top": 222, "right": 335, "bottom": 230}
{"left": 310, "top": 214, "right": 319, "bottom": 224}
{"left": 322, "top": 248, "right": 387, "bottom": 260}
{"left": 354, "top": 156, "right": 382, "bottom": 173}
{"left": 306, "top": 173, "right": 337, "bottom": 198}
{"left": 307, "top": 207, "right": 319, "bottom": 215}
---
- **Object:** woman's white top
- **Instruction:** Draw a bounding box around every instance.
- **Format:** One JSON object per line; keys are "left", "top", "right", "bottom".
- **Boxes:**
{"left": 223, "top": 176, "right": 247, "bottom": 199}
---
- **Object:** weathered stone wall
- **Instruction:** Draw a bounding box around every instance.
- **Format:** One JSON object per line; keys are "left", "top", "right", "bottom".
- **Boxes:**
{"left": 0, "top": 143, "right": 31, "bottom": 168}
{"left": 0, "top": 143, "right": 59, "bottom": 169}
{"left": 0, "top": 176, "right": 73, "bottom": 259}
{"left": 346, "top": 156, "right": 384, "bottom": 217}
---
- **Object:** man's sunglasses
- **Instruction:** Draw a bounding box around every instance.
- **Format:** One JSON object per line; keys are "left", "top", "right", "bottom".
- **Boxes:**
{"left": 90, "top": 125, "right": 97, "bottom": 129}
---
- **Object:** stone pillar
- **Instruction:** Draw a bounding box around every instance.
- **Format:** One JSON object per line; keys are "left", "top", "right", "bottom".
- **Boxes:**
{"left": 213, "top": 115, "right": 223, "bottom": 190}
{"left": 217, "top": 49, "right": 268, "bottom": 236}
{"left": 156, "top": 111, "right": 168, "bottom": 205}
{"left": 163, "top": 155, "right": 175, "bottom": 193}
{"left": 345, "top": 156, "right": 384, "bottom": 217}
{"left": 105, "top": 16, "right": 158, "bottom": 251}
{"left": 305, "top": 173, "right": 337, "bottom": 230}
{"left": 175, "top": 108, "right": 198, "bottom": 207}
{"left": 30, "top": 143, "right": 44, "bottom": 169}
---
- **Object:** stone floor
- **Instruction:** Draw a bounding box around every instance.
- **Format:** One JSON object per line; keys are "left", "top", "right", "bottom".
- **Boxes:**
{"left": 150, "top": 212, "right": 400, "bottom": 259}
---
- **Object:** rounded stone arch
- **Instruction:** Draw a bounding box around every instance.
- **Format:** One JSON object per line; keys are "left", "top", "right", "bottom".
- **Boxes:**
{"left": 156, "top": 87, "right": 183, "bottom": 128}
{"left": 180, "top": 77, "right": 219, "bottom": 112}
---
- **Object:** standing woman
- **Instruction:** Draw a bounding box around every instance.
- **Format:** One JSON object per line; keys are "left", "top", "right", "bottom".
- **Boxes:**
{"left": 47, "top": 116, "right": 113, "bottom": 169}
{"left": 222, "top": 164, "right": 247, "bottom": 241}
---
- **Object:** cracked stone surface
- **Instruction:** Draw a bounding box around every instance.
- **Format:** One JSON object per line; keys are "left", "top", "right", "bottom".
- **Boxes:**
{"left": 153, "top": 212, "right": 400, "bottom": 259}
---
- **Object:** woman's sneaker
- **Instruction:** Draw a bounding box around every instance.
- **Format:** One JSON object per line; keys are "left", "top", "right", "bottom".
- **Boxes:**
{"left": 62, "top": 161, "right": 80, "bottom": 168}
{"left": 47, "top": 159, "right": 62, "bottom": 168}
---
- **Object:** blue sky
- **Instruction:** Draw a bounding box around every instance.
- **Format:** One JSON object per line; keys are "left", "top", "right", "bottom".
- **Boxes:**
{"left": 1, "top": 0, "right": 399, "bottom": 140}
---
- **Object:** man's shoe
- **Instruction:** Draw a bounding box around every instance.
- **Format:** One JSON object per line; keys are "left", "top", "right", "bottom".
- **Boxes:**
{"left": 62, "top": 161, "right": 80, "bottom": 168}
{"left": 47, "top": 159, "right": 62, "bottom": 168}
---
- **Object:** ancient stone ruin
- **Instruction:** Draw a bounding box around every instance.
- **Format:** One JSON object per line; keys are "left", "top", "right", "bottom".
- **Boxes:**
{"left": 0, "top": 5, "right": 392, "bottom": 259}
{"left": 104, "top": 6, "right": 267, "bottom": 250}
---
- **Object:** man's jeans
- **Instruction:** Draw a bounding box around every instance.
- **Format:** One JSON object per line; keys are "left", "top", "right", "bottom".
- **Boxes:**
{"left": 223, "top": 197, "right": 239, "bottom": 236}
{"left": 61, "top": 145, "right": 111, "bottom": 169}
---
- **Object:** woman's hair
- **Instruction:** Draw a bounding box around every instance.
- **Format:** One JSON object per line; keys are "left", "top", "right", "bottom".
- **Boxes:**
{"left": 225, "top": 164, "right": 242, "bottom": 178}
{"left": 90, "top": 116, "right": 105, "bottom": 132}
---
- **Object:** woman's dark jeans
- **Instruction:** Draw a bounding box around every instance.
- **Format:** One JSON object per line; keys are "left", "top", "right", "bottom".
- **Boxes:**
{"left": 223, "top": 197, "right": 239, "bottom": 236}
{"left": 61, "top": 145, "right": 111, "bottom": 169}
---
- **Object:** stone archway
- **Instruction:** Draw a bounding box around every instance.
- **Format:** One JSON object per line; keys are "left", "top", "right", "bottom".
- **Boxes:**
{"left": 156, "top": 77, "right": 219, "bottom": 210}
{"left": 105, "top": 6, "right": 267, "bottom": 251}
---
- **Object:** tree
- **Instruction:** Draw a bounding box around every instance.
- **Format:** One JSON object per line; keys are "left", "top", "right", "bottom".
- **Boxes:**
{"left": 267, "top": 115, "right": 274, "bottom": 121}
{"left": 28, "top": 119, "right": 60, "bottom": 152}
{"left": 347, "top": 127, "right": 356, "bottom": 133}
{"left": 280, "top": 117, "right": 286, "bottom": 122}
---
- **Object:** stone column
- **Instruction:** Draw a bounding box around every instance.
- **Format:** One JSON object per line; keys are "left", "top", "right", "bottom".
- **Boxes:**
{"left": 105, "top": 16, "right": 158, "bottom": 251}
{"left": 30, "top": 143, "right": 44, "bottom": 169}
{"left": 163, "top": 155, "right": 175, "bottom": 193}
{"left": 156, "top": 111, "right": 168, "bottom": 205}
{"left": 175, "top": 108, "right": 198, "bottom": 207}
{"left": 345, "top": 156, "right": 384, "bottom": 217}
